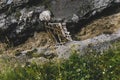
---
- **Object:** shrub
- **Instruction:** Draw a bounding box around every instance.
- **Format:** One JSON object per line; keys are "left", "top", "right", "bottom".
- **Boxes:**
{"left": 0, "top": 42, "right": 120, "bottom": 80}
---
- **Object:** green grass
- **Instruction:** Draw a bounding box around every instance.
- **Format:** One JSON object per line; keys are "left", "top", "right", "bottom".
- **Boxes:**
{"left": 0, "top": 42, "right": 120, "bottom": 80}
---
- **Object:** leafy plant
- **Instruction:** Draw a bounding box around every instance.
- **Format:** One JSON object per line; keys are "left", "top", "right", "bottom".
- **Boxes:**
{"left": 0, "top": 42, "right": 120, "bottom": 80}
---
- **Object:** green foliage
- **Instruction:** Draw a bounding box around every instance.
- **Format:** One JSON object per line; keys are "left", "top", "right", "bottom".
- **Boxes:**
{"left": 0, "top": 43, "right": 120, "bottom": 80}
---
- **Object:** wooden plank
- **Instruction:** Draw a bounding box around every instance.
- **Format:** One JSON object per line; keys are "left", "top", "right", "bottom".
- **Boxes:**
{"left": 45, "top": 22, "right": 72, "bottom": 44}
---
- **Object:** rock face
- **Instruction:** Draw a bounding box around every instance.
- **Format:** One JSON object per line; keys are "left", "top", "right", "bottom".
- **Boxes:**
{"left": 49, "top": 0, "right": 120, "bottom": 19}
{"left": 16, "top": 28, "right": 120, "bottom": 61}
{"left": 0, "top": 0, "right": 119, "bottom": 45}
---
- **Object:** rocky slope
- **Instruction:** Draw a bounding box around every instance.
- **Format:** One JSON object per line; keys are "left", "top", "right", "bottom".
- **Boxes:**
{"left": 0, "top": 0, "right": 120, "bottom": 63}
{"left": 76, "top": 12, "right": 120, "bottom": 40}
{"left": 0, "top": 11, "right": 120, "bottom": 65}
{"left": 0, "top": 0, "right": 120, "bottom": 45}
{"left": 18, "top": 12, "right": 120, "bottom": 60}
{"left": 1, "top": 10, "right": 120, "bottom": 54}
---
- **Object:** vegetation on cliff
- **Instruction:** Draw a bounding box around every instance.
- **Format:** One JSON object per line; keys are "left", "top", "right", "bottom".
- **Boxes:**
{"left": 0, "top": 41, "right": 120, "bottom": 80}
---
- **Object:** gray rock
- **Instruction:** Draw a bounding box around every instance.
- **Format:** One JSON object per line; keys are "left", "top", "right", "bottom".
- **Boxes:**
{"left": 39, "top": 10, "right": 52, "bottom": 21}
{"left": 0, "top": 0, "right": 119, "bottom": 45}
{"left": 71, "top": 14, "right": 79, "bottom": 23}
{"left": 114, "top": 0, "right": 120, "bottom": 3}
{"left": 49, "top": 0, "right": 114, "bottom": 19}
{"left": 17, "top": 28, "right": 120, "bottom": 60}
{"left": 6, "top": 0, "right": 13, "bottom": 5}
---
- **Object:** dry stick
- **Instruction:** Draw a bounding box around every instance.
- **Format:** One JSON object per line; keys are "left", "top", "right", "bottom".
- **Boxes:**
{"left": 57, "top": 23, "right": 63, "bottom": 44}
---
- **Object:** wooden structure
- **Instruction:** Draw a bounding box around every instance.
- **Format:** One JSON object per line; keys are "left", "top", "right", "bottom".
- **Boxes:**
{"left": 45, "top": 22, "right": 72, "bottom": 44}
